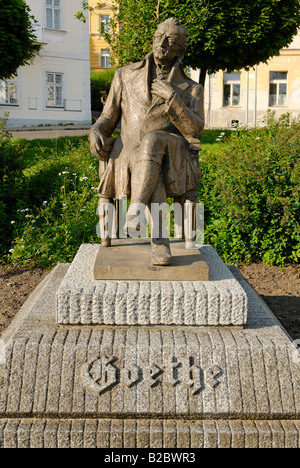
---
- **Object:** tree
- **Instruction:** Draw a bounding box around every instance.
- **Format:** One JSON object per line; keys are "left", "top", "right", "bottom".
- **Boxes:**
{"left": 0, "top": 0, "right": 40, "bottom": 80}
{"left": 85, "top": 0, "right": 300, "bottom": 86}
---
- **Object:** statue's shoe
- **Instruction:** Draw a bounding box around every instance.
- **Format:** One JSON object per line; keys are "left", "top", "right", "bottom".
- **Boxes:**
{"left": 151, "top": 239, "right": 172, "bottom": 266}
{"left": 101, "top": 238, "right": 111, "bottom": 247}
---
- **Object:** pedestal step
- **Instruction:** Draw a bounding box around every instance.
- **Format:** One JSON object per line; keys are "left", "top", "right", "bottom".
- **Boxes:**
{"left": 56, "top": 244, "right": 247, "bottom": 327}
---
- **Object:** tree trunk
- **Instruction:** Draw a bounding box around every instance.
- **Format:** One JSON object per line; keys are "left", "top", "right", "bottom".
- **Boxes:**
{"left": 199, "top": 67, "right": 207, "bottom": 87}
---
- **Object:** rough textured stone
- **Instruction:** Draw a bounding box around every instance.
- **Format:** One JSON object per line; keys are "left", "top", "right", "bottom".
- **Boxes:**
{"left": 0, "top": 419, "right": 299, "bottom": 448}
{"left": 56, "top": 244, "right": 247, "bottom": 326}
{"left": 0, "top": 262, "right": 300, "bottom": 447}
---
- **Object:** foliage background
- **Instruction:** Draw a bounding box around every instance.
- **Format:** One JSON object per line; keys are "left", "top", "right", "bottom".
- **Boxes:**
{"left": 0, "top": 0, "right": 40, "bottom": 80}
{"left": 200, "top": 112, "right": 300, "bottom": 266}
{"left": 104, "top": 0, "right": 300, "bottom": 83}
{"left": 91, "top": 69, "right": 116, "bottom": 113}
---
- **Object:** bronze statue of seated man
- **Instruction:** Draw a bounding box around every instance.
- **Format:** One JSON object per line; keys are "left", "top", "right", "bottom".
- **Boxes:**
{"left": 89, "top": 17, "right": 204, "bottom": 266}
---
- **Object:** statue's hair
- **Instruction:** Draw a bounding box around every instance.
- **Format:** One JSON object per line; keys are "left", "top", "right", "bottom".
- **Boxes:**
{"left": 155, "top": 17, "right": 189, "bottom": 60}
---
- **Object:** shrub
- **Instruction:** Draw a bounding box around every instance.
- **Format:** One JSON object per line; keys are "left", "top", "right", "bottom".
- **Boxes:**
{"left": 91, "top": 69, "right": 116, "bottom": 112}
{"left": 7, "top": 138, "right": 101, "bottom": 268}
{"left": 0, "top": 112, "right": 12, "bottom": 140}
{"left": 0, "top": 113, "right": 28, "bottom": 256}
{"left": 200, "top": 112, "right": 300, "bottom": 265}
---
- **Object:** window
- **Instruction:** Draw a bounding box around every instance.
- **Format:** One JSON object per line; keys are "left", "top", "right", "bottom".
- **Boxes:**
{"left": 100, "top": 15, "right": 110, "bottom": 34}
{"left": 46, "top": 0, "right": 62, "bottom": 30}
{"left": 0, "top": 78, "right": 18, "bottom": 105}
{"left": 269, "top": 72, "right": 288, "bottom": 106}
{"left": 46, "top": 73, "right": 64, "bottom": 107}
{"left": 99, "top": 49, "right": 111, "bottom": 68}
{"left": 223, "top": 72, "right": 241, "bottom": 107}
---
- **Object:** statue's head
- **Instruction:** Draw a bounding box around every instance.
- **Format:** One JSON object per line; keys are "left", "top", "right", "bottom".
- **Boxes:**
{"left": 153, "top": 17, "right": 189, "bottom": 65}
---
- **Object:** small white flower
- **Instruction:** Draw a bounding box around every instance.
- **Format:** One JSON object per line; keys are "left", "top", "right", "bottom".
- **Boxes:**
{"left": 31, "top": 220, "right": 36, "bottom": 223}
{"left": 256, "top": 137, "right": 261, "bottom": 140}
{"left": 25, "top": 208, "right": 29, "bottom": 212}
{"left": 31, "top": 227, "right": 35, "bottom": 230}
{"left": 43, "top": 201, "right": 47, "bottom": 205}
{"left": 9, "top": 249, "right": 15, "bottom": 254}
{"left": 59, "top": 173, "right": 62, "bottom": 176}
{"left": 62, "top": 171, "right": 69, "bottom": 175}
{"left": 80, "top": 209, "right": 86, "bottom": 212}
{"left": 11, "top": 221, "right": 15, "bottom": 225}
{"left": 80, "top": 176, "right": 89, "bottom": 181}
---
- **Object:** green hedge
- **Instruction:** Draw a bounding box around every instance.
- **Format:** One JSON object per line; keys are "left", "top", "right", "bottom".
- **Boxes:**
{"left": 91, "top": 69, "right": 116, "bottom": 112}
{"left": 3, "top": 137, "right": 100, "bottom": 268}
{"left": 200, "top": 112, "right": 300, "bottom": 265}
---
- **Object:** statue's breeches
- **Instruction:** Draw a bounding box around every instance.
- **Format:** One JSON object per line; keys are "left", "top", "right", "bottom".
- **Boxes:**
{"left": 130, "top": 131, "right": 199, "bottom": 198}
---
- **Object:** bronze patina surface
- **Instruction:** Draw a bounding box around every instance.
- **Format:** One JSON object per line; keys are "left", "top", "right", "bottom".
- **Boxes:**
{"left": 89, "top": 18, "right": 204, "bottom": 266}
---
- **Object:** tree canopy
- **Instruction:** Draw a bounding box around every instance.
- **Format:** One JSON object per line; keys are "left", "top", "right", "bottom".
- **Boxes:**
{"left": 0, "top": 0, "right": 40, "bottom": 80}
{"left": 95, "top": 0, "right": 300, "bottom": 85}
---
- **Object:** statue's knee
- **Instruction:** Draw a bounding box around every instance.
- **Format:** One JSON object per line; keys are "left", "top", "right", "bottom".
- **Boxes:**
{"left": 140, "top": 132, "right": 166, "bottom": 152}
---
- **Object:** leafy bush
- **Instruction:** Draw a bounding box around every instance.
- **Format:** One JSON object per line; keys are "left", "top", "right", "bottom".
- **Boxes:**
{"left": 0, "top": 113, "right": 28, "bottom": 255}
{"left": 0, "top": 112, "right": 11, "bottom": 140}
{"left": 91, "top": 69, "right": 115, "bottom": 112}
{"left": 4, "top": 137, "right": 101, "bottom": 267}
{"left": 9, "top": 180, "right": 100, "bottom": 268}
{"left": 200, "top": 112, "right": 300, "bottom": 265}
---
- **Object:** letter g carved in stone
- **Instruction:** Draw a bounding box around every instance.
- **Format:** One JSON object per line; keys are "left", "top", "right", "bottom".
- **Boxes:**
{"left": 81, "top": 355, "right": 119, "bottom": 395}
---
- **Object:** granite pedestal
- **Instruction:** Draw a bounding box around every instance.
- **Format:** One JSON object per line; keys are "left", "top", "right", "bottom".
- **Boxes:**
{"left": 94, "top": 239, "right": 210, "bottom": 281}
{"left": 56, "top": 244, "right": 247, "bottom": 327}
{"left": 0, "top": 245, "right": 299, "bottom": 448}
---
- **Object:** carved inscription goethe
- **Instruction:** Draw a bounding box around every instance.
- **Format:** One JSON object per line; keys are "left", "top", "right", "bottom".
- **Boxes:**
{"left": 81, "top": 355, "right": 223, "bottom": 396}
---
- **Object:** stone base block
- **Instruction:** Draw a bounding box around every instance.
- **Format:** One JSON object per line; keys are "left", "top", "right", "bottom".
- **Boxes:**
{"left": 1, "top": 419, "right": 299, "bottom": 448}
{"left": 56, "top": 244, "right": 248, "bottom": 326}
{"left": 94, "top": 239, "right": 210, "bottom": 281}
{"left": 0, "top": 261, "right": 299, "bottom": 448}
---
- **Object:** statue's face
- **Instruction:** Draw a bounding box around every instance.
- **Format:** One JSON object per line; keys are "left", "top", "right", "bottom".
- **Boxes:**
{"left": 153, "top": 22, "right": 183, "bottom": 65}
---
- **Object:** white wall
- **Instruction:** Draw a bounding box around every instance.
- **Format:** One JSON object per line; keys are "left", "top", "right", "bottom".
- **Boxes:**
{"left": 1, "top": 0, "right": 91, "bottom": 128}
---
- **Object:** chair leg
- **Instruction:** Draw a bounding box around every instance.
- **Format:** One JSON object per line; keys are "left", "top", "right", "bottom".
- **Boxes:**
{"left": 98, "top": 196, "right": 114, "bottom": 247}
{"left": 184, "top": 199, "right": 197, "bottom": 247}
{"left": 173, "top": 197, "right": 185, "bottom": 240}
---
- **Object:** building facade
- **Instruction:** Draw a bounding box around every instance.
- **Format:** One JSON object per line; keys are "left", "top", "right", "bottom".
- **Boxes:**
{"left": 191, "top": 32, "right": 300, "bottom": 128}
{"left": 0, "top": 0, "right": 92, "bottom": 128}
{"left": 89, "top": 0, "right": 114, "bottom": 71}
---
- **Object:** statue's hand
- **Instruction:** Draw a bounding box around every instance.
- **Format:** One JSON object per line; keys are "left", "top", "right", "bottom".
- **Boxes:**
{"left": 152, "top": 79, "right": 175, "bottom": 101}
{"left": 89, "top": 130, "right": 115, "bottom": 161}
